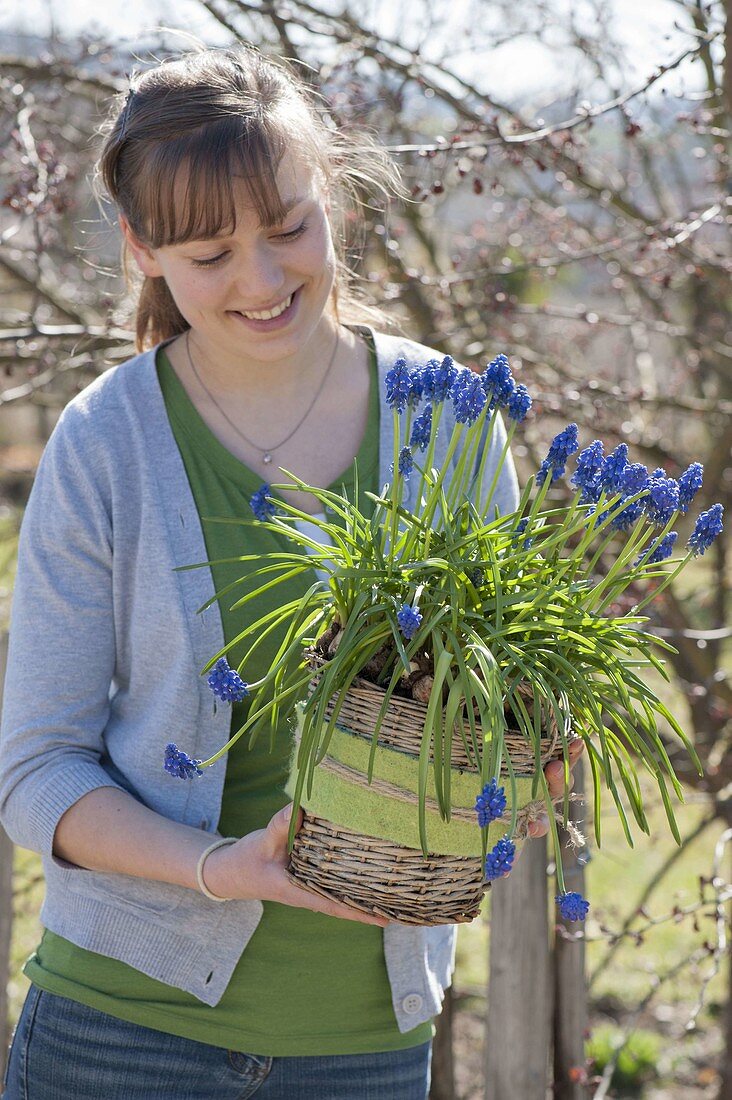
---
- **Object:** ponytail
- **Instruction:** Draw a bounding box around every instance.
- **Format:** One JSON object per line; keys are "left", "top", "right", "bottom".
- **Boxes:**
{"left": 134, "top": 276, "right": 189, "bottom": 352}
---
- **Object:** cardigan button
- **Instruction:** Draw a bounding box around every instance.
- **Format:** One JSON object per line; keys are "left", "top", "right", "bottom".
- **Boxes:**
{"left": 401, "top": 993, "right": 423, "bottom": 1014}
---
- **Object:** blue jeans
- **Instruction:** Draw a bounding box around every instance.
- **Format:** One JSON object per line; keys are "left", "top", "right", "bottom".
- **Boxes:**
{"left": 2, "top": 985, "right": 432, "bottom": 1099}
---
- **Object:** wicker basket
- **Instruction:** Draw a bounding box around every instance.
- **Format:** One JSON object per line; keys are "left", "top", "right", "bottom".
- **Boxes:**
{"left": 285, "top": 657, "right": 571, "bottom": 925}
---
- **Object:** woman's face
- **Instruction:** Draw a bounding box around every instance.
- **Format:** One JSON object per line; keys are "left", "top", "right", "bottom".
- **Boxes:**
{"left": 122, "top": 149, "right": 337, "bottom": 364}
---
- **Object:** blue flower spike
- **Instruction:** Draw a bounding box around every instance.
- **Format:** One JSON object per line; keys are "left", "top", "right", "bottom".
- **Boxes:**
{"left": 385, "top": 357, "right": 415, "bottom": 413}
{"left": 571, "top": 439, "right": 604, "bottom": 504}
{"left": 599, "top": 443, "right": 629, "bottom": 493}
{"left": 556, "top": 891, "right": 590, "bottom": 921}
{"left": 644, "top": 477, "right": 680, "bottom": 526}
{"left": 164, "top": 743, "right": 203, "bottom": 779}
{"left": 390, "top": 447, "right": 415, "bottom": 480}
{"left": 398, "top": 447, "right": 414, "bottom": 480}
{"left": 207, "top": 657, "right": 250, "bottom": 702}
{"left": 422, "top": 355, "right": 457, "bottom": 405}
{"left": 396, "top": 603, "right": 422, "bottom": 640}
{"left": 678, "top": 462, "right": 703, "bottom": 512}
{"left": 482, "top": 354, "right": 515, "bottom": 410}
{"left": 620, "top": 463, "right": 650, "bottom": 496}
{"left": 611, "top": 500, "right": 644, "bottom": 532}
{"left": 634, "top": 530, "right": 678, "bottom": 567}
{"left": 475, "top": 778, "right": 507, "bottom": 826}
{"left": 687, "top": 503, "right": 724, "bottom": 556}
{"left": 605, "top": 461, "right": 649, "bottom": 532}
{"left": 452, "top": 371, "right": 487, "bottom": 426}
{"left": 506, "top": 383, "right": 531, "bottom": 422}
{"left": 511, "top": 517, "right": 533, "bottom": 550}
{"left": 537, "top": 423, "right": 580, "bottom": 486}
{"left": 410, "top": 404, "right": 433, "bottom": 452}
{"left": 484, "top": 835, "right": 515, "bottom": 880}
{"left": 250, "top": 484, "right": 275, "bottom": 522}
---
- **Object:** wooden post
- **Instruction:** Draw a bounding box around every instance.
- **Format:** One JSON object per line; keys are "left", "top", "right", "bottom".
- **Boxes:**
{"left": 0, "top": 631, "right": 13, "bottom": 1083}
{"left": 484, "top": 834, "right": 552, "bottom": 1099}
{"left": 430, "top": 982, "right": 455, "bottom": 1100}
{"left": 553, "top": 757, "right": 589, "bottom": 1099}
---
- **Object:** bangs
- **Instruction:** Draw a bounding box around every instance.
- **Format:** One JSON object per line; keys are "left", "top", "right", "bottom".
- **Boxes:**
{"left": 140, "top": 116, "right": 293, "bottom": 248}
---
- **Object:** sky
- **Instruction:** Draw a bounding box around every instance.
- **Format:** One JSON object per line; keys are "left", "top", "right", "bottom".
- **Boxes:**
{"left": 3, "top": 0, "right": 712, "bottom": 101}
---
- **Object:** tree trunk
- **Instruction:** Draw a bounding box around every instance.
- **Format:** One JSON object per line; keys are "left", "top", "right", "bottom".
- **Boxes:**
{"left": 430, "top": 982, "right": 455, "bottom": 1100}
{"left": 553, "top": 757, "right": 589, "bottom": 1099}
{"left": 485, "top": 834, "right": 552, "bottom": 1099}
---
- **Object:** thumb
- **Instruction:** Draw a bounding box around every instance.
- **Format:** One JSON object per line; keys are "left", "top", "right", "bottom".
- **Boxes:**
{"left": 272, "top": 802, "right": 302, "bottom": 833}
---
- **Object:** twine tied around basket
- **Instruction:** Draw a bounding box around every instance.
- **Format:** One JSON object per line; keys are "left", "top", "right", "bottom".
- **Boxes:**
{"left": 511, "top": 792, "right": 587, "bottom": 850}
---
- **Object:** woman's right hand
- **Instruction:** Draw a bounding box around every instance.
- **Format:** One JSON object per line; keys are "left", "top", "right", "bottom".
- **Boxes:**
{"left": 202, "top": 803, "right": 389, "bottom": 927}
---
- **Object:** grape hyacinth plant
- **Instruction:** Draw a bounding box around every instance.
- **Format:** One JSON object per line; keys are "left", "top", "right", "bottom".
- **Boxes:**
{"left": 168, "top": 351, "right": 722, "bottom": 923}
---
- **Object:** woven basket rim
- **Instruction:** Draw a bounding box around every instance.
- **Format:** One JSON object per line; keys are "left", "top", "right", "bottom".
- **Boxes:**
{"left": 306, "top": 649, "right": 569, "bottom": 749}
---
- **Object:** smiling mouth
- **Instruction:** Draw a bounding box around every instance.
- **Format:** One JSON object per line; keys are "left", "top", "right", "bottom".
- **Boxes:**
{"left": 233, "top": 292, "right": 295, "bottom": 321}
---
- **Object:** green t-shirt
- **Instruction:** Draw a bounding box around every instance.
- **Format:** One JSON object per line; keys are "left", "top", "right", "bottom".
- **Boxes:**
{"left": 23, "top": 334, "right": 433, "bottom": 1056}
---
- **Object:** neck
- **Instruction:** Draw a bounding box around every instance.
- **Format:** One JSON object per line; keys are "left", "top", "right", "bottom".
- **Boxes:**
{"left": 164, "top": 316, "right": 369, "bottom": 485}
{"left": 185, "top": 316, "right": 342, "bottom": 400}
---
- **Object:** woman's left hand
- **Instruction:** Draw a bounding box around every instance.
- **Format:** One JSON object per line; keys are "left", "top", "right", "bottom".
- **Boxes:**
{"left": 531, "top": 737, "right": 585, "bottom": 838}
{"left": 502, "top": 738, "right": 585, "bottom": 876}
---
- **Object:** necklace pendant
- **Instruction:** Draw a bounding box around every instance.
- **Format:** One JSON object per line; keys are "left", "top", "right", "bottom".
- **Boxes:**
{"left": 262, "top": 452, "right": 273, "bottom": 465}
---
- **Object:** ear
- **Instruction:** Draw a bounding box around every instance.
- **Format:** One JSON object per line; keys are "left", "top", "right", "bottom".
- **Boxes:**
{"left": 119, "top": 213, "right": 164, "bottom": 278}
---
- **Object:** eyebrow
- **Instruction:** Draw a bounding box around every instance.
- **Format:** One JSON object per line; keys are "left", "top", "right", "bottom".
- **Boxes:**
{"left": 188, "top": 196, "right": 309, "bottom": 243}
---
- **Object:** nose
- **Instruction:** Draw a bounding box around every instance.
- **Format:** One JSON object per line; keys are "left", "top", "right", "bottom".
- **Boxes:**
{"left": 234, "top": 244, "right": 286, "bottom": 304}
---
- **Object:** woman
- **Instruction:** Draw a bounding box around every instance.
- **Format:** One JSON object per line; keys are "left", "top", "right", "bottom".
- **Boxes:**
{"left": 0, "top": 44, "right": 583, "bottom": 1099}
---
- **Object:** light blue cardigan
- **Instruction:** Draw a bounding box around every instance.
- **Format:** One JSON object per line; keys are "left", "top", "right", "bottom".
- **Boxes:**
{"left": 0, "top": 327, "right": 518, "bottom": 1031}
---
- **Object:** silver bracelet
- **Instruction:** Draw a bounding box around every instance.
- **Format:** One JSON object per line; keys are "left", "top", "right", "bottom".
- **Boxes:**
{"left": 196, "top": 836, "right": 238, "bottom": 901}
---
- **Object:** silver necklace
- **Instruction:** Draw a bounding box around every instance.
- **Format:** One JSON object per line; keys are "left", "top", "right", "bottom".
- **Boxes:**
{"left": 185, "top": 327, "right": 340, "bottom": 467}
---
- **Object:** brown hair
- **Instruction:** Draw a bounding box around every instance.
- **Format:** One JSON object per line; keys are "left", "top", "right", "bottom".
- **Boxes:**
{"left": 94, "top": 45, "right": 405, "bottom": 352}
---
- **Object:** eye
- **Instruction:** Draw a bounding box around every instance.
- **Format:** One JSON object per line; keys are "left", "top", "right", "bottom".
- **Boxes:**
{"left": 191, "top": 252, "right": 228, "bottom": 268}
{"left": 188, "top": 221, "right": 307, "bottom": 266}
{"left": 276, "top": 221, "right": 307, "bottom": 242}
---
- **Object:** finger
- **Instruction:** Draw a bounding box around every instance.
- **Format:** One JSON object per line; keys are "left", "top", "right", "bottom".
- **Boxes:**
{"left": 544, "top": 760, "right": 575, "bottom": 799}
{"left": 568, "top": 740, "right": 585, "bottom": 766}
{"left": 545, "top": 741, "right": 584, "bottom": 792}
{"left": 281, "top": 878, "right": 388, "bottom": 926}
{"left": 328, "top": 902, "right": 389, "bottom": 927}
{"left": 283, "top": 802, "right": 303, "bottom": 830}
{"left": 269, "top": 802, "right": 303, "bottom": 838}
{"left": 546, "top": 758, "right": 576, "bottom": 779}
{"left": 551, "top": 771, "right": 575, "bottom": 799}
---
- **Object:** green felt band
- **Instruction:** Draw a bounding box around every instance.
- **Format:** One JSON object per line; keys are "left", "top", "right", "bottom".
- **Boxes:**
{"left": 285, "top": 714, "right": 537, "bottom": 857}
